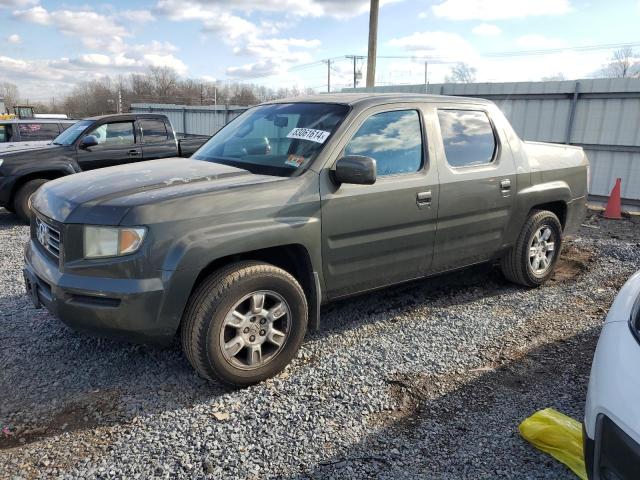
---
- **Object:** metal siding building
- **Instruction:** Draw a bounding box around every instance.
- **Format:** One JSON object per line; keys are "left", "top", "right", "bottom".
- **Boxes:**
{"left": 130, "top": 103, "right": 248, "bottom": 136}
{"left": 346, "top": 78, "right": 640, "bottom": 204}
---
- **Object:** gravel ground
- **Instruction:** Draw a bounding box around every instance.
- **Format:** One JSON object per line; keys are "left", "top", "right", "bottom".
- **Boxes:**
{"left": 1, "top": 208, "right": 639, "bottom": 479}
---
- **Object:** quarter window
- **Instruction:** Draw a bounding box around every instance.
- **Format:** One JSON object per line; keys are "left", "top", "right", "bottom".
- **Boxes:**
{"left": 345, "top": 110, "right": 423, "bottom": 177}
{"left": 437, "top": 110, "right": 496, "bottom": 167}
{"left": 140, "top": 119, "right": 169, "bottom": 143}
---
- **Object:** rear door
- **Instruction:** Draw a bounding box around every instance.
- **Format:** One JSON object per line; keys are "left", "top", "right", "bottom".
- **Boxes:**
{"left": 139, "top": 118, "right": 179, "bottom": 160}
{"left": 76, "top": 120, "right": 142, "bottom": 170}
{"left": 320, "top": 105, "right": 439, "bottom": 298}
{"left": 430, "top": 104, "right": 516, "bottom": 273}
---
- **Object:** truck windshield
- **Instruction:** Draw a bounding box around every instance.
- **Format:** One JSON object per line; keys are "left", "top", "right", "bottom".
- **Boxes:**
{"left": 192, "top": 103, "right": 349, "bottom": 177}
{"left": 52, "top": 120, "right": 93, "bottom": 145}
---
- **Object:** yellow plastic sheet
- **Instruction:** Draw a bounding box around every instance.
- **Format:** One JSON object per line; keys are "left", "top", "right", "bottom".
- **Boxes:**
{"left": 519, "top": 408, "right": 587, "bottom": 480}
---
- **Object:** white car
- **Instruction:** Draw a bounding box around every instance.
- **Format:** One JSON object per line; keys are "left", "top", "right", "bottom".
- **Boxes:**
{"left": 584, "top": 269, "right": 640, "bottom": 480}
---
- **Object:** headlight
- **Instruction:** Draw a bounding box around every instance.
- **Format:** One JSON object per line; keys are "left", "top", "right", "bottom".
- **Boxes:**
{"left": 84, "top": 226, "right": 146, "bottom": 258}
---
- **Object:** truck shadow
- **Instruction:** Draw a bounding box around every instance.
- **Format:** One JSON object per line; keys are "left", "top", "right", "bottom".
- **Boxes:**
{"left": 288, "top": 326, "right": 599, "bottom": 479}
{"left": 0, "top": 208, "right": 23, "bottom": 230}
{"left": 0, "top": 243, "right": 592, "bottom": 451}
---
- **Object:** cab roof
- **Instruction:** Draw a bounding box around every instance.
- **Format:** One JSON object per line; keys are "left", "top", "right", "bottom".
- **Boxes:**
{"left": 264, "top": 92, "right": 492, "bottom": 107}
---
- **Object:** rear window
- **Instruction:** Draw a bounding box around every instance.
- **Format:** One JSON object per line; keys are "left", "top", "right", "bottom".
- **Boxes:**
{"left": 18, "top": 123, "right": 61, "bottom": 141}
{"left": 437, "top": 109, "right": 496, "bottom": 167}
{"left": 140, "top": 119, "right": 169, "bottom": 143}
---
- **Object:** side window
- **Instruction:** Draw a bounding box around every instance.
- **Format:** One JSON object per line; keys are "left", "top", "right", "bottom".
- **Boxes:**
{"left": 86, "top": 122, "right": 135, "bottom": 146}
{"left": 344, "top": 110, "right": 423, "bottom": 176}
{"left": 18, "top": 123, "right": 60, "bottom": 141}
{"left": 139, "top": 119, "right": 169, "bottom": 143}
{"left": 0, "top": 124, "right": 12, "bottom": 142}
{"left": 437, "top": 110, "right": 496, "bottom": 168}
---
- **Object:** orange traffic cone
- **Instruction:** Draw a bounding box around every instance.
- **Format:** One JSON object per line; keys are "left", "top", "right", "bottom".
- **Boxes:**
{"left": 603, "top": 178, "right": 622, "bottom": 219}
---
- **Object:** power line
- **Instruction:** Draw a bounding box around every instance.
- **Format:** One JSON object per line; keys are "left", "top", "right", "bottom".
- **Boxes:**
{"left": 227, "top": 40, "right": 640, "bottom": 84}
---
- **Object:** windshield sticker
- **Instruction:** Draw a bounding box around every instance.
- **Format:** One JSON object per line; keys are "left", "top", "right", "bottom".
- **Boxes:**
{"left": 286, "top": 128, "right": 330, "bottom": 144}
{"left": 285, "top": 154, "right": 305, "bottom": 168}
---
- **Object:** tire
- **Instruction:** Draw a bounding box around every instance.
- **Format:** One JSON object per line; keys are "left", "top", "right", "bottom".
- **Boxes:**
{"left": 500, "top": 209, "right": 563, "bottom": 287}
{"left": 14, "top": 179, "right": 48, "bottom": 224}
{"left": 181, "top": 261, "right": 308, "bottom": 386}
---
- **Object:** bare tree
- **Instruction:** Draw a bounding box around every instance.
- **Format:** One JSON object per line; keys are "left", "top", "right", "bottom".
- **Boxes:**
{"left": 0, "top": 82, "right": 19, "bottom": 112}
{"left": 446, "top": 62, "right": 477, "bottom": 83}
{"left": 598, "top": 47, "right": 640, "bottom": 78}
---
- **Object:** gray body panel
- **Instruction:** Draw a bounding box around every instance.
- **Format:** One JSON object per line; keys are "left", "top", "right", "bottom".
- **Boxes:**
{"left": 24, "top": 93, "right": 589, "bottom": 343}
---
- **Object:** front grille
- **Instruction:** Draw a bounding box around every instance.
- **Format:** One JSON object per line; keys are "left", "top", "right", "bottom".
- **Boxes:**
{"left": 35, "top": 215, "right": 61, "bottom": 259}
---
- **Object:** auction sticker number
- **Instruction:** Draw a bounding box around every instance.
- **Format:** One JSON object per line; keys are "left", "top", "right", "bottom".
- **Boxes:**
{"left": 286, "top": 128, "right": 330, "bottom": 144}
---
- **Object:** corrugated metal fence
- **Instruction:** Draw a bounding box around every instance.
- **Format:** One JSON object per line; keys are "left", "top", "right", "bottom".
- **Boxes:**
{"left": 130, "top": 103, "right": 248, "bottom": 136}
{"left": 346, "top": 78, "right": 640, "bottom": 204}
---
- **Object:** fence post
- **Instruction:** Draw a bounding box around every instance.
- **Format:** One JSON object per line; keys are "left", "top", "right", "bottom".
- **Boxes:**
{"left": 565, "top": 81, "right": 580, "bottom": 144}
{"left": 182, "top": 107, "right": 187, "bottom": 135}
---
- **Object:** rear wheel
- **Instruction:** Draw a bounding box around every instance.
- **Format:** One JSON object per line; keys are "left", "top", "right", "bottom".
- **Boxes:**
{"left": 500, "top": 209, "right": 563, "bottom": 287}
{"left": 181, "top": 261, "right": 308, "bottom": 386}
{"left": 14, "top": 179, "right": 48, "bottom": 224}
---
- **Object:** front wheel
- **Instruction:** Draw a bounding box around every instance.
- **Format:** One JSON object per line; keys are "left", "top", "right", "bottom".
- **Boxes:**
{"left": 14, "top": 179, "right": 48, "bottom": 223}
{"left": 500, "top": 209, "right": 563, "bottom": 287}
{"left": 181, "top": 261, "right": 308, "bottom": 386}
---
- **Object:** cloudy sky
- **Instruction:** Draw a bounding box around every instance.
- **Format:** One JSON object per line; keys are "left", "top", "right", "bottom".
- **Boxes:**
{"left": 1, "top": 0, "right": 638, "bottom": 100}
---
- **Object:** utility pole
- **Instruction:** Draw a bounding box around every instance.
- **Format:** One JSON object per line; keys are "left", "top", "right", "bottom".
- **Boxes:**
{"left": 326, "top": 59, "right": 331, "bottom": 93}
{"left": 424, "top": 61, "right": 428, "bottom": 93}
{"left": 366, "top": 0, "right": 379, "bottom": 88}
{"left": 117, "top": 89, "right": 122, "bottom": 114}
{"left": 345, "top": 55, "right": 366, "bottom": 89}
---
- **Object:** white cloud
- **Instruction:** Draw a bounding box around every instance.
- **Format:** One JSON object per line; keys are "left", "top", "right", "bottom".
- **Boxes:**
{"left": 472, "top": 23, "right": 501, "bottom": 36}
{"left": 0, "top": 0, "right": 35, "bottom": 7}
{"left": 516, "top": 34, "right": 568, "bottom": 49}
{"left": 388, "top": 31, "right": 477, "bottom": 61}
{"left": 121, "top": 10, "right": 156, "bottom": 23}
{"left": 155, "top": 0, "right": 401, "bottom": 19}
{"left": 432, "top": 0, "right": 572, "bottom": 20}
{"left": 7, "top": 34, "right": 21, "bottom": 44}
{"left": 13, "top": 6, "right": 129, "bottom": 49}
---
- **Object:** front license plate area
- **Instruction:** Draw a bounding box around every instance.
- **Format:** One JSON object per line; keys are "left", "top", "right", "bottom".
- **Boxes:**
{"left": 23, "top": 271, "right": 41, "bottom": 309}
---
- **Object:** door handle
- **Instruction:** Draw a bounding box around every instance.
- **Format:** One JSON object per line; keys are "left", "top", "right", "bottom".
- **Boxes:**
{"left": 416, "top": 190, "right": 432, "bottom": 206}
{"left": 128, "top": 149, "right": 139, "bottom": 156}
{"left": 499, "top": 179, "right": 511, "bottom": 191}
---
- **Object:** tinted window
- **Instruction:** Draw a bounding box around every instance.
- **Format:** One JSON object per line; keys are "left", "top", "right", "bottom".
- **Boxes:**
{"left": 52, "top": 120, "right": 91, "bottom": 145}
{"left": 0, "top": 124, "right": 16, "bottom": 142}
{"left": 345, "top": 110, "right": 423, "bottom": 176}
{"left": 193, "top": 103, "right": 349, "bottom": 177}
{"left": 140, "top": 119, "right": 169, "bottom": 143}
{"left": 437, "top": 110, "right": 496, "bottom": 167}
{"left": 18, "top": 123, "right": 60, "bottom": 141}
{"left": 87, "top": 122, "right": 135, "bottom": 146}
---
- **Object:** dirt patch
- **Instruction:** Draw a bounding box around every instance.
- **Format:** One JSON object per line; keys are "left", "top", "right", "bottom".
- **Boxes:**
{"left": 549, "top": 242, "right": 594, "bottom": 284}
{"left": 0, "top": 389, "right": 123, "bottom": 450}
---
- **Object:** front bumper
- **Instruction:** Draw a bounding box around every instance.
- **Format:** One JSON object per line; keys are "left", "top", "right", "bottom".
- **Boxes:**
{"left": 584, "top": 415, "right": 640, "bottom": 480}
{"left": 584, "top": 271, "right": 640, "bottom": 479}
{"left": 0, "top": 175, "right": 17, "bottom": 208}
{"left": 23, "top": 238, "right": 190, "bottom": 344}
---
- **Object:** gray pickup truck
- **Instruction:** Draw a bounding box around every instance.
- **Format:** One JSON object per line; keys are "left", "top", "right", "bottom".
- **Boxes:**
{"left": 23, "top": 94, "right": 588, "bottom": 385}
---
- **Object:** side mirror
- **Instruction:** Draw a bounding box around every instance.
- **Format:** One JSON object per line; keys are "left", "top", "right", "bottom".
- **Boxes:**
{"left": 80, "top": 135, "right": 99, "bottom": 149}
{"left": 334, "top": 155, "right": 376, "bottom": 185}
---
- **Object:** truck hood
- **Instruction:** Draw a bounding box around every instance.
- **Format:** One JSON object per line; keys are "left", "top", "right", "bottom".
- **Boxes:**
{"left": 0, "top": 140, "right": 53, "bottom": 152}
{"left": 32, "top": 158, "right": 278, "bottom": 224}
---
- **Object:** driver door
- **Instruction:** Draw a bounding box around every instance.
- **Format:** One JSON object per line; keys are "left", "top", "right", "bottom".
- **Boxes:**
{"left": 76, "top": 121, "right": 142, "bottom": 171}
{"left": 320, "top": 105, "right": 439, "bottom": 299}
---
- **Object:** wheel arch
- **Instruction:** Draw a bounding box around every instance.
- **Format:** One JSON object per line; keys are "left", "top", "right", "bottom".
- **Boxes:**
{"left": 178, "top": 243, "right": 321, "bottom": 335}
{"left": 8, "top": 169, "right": 72, "bottom": 209}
